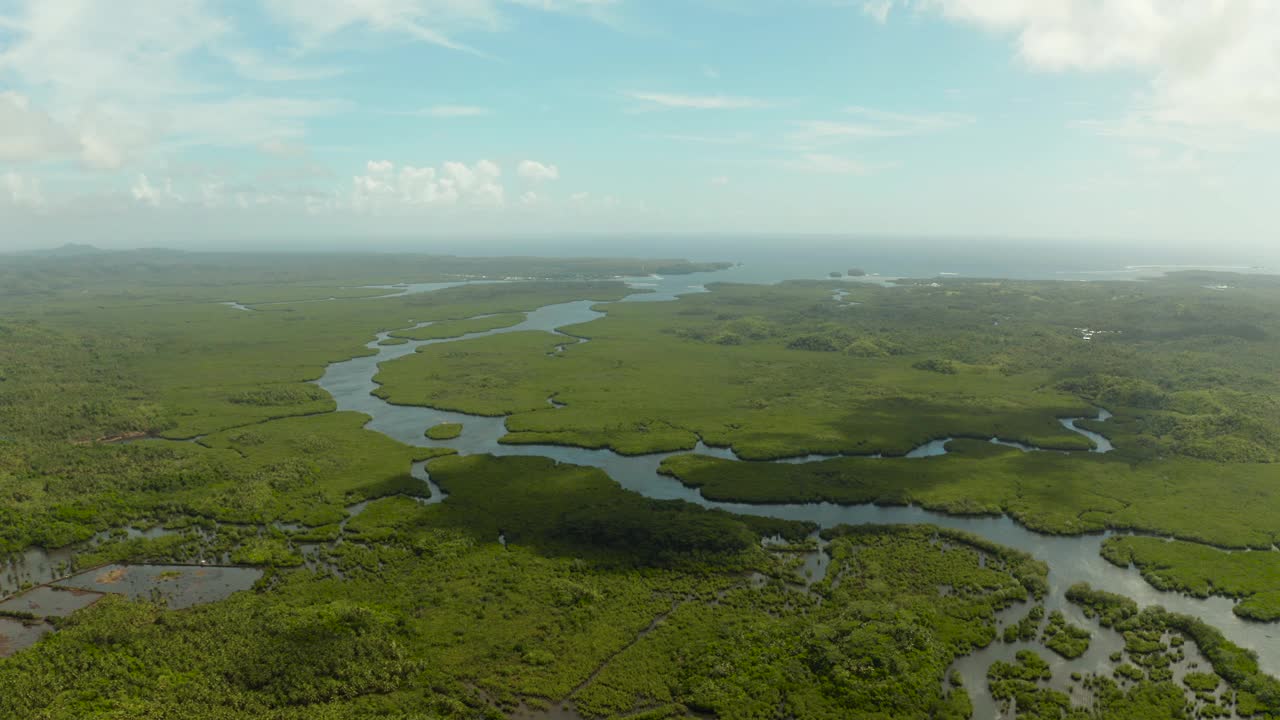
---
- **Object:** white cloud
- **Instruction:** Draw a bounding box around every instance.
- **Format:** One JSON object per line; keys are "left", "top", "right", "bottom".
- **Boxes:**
{"left": 169, "top": 97, "right": 346, "bottom": 149}
{"left": 263, "top": 0, "right": 491, "bottom": 54}
{"left": 131, "top": 174, "right": 183, "bottom": 207}
{"left": 868, "top": 0, "right": 1280, "bottom": 136}
{"left": 626, "top": 91, "right": 770, "bottom": 110}
{"left": 861, "top": 0, "right": 895, "bottom": 23}
{"left": 418, "top": 105, "right": 491, "bottom": 118}
{"left": 76, "top": 105, "right": 156, "bottom": 170}
{"left": 352, "top": 159, "right": 505, "bottom": 212}
{"left": 710, "top": 175, "right": 730, "bottom": 186}
{"left": 225, "top": 50, "right": 345, "bottom": 82}
{"left": 0, "top": 92, "right": 153, "bottom": 170}
{"left": 259, "top": 139, "right": 309, "bottom": 157}
{"left": 0, "top": 0, "right": 232, "bottom": 100}
{"left": 0, "top": 92, "right": 76, "bottom": 162}
{"left": 1, "top": 172, "right": 45, "bottom": 209}
{"left": 788, "top": 153, "right": 875, "bottom": 175}
{"left": 0, "top": 1, "right": 347, "bottom": 169}
{"left": 263, "top": 0, "right": 619, "bottom": 56}
{"left": 518, "top": 160, "right": 560, "bottom": 181}
{"left": 656, "top": 132, "right": 755, "bottom": 145}
{"left": 791, "top": 108, "right": 974, "bottom": 144}
{"left": 519, "top": 190, "right": 539, "bottom": 205}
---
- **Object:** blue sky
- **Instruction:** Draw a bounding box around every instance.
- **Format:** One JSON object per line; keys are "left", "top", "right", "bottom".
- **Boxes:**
{"left": 1, "top": 1, "right": 1277, "bottom": 250}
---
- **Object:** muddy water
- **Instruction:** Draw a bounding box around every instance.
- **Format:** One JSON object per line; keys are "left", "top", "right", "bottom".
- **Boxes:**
{"left": 314, "top": 273, "right": 1280, "bottom": 689}
{"left": 57, "top": 564, "right": 262, "bottom": 610}
{"left": 0, "top": 585, "right": 105, "bottom": 617}
{"left": 954, "top": 599, "right": 1219, "bottom": 720}
{"left": 0, "top": 526, "right": 172, "bottom": 599}
{"left": 0, "top": 617, "right": 53, "bottom": 657}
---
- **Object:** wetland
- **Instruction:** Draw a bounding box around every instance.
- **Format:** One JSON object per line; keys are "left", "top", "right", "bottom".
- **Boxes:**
{"left": 2, "top": 249, "right": 1279, "bottom": 718}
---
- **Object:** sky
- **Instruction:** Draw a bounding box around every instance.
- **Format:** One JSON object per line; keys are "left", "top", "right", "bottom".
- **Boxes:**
{"left": 0, "top": 0, "right": 1278, "bottom": 252}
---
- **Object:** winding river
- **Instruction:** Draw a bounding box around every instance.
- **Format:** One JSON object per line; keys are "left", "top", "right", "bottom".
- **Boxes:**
{"left": 315, "top": 273, "right": 1279, "bottom": 697}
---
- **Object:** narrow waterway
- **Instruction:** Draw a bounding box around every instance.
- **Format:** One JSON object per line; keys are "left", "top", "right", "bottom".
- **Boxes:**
{"left": 314, "top": 275, "right": 1280, "bottom": 685}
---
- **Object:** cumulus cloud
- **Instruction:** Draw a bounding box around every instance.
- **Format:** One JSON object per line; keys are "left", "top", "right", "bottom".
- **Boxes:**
{"left": 0, "top": 93, "right": 77, "bottom": 162}
{"left": 867, "top": 0, "right": 1280, "bottom": 135}
{"left": 352, "top": 159, "right": 505, "bottom": 212}
{"left": 518, "top": 160, "right": 560, "bottom": 181}
{"left": 626, "top": 91, "right": 770, "bottom": 109}
{"left": 131, "top": 174, "right": 184, "bottom": 207}
{"left": 1, "top": 172, "right": 45, "bottom": 209}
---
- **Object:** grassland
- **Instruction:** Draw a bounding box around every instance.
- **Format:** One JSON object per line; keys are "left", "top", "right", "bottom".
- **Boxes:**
{"left": 426, "top": 422, "right": 464, "bottom": 440}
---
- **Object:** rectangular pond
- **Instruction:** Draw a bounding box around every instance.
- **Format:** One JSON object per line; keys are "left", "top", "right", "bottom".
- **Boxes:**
{"left": 0, "top": 586, "right": 106, "bottom": 618}
{"left": 57, "top": 564, "right": 263, "bottom": 610}
{"left": 0, "top": 617, "right": 53, "bottom": 658}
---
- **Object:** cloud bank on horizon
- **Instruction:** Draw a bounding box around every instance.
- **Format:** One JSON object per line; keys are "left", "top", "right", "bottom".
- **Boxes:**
{"left": 0, "top": 0, "right": 1277, "bottom": 249}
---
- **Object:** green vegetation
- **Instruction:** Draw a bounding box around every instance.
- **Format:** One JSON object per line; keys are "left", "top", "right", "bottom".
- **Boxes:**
{"left": 1043, "top": 610, "right": 1091, "bottom": 659}
{"left": 987, "top": 650, "right": 1061, "bottom": 715}
{"left": 0, "top": 477, "right": 1041, "bottom": 719}
{"left": 1067, "top": 583, "right": 1280, "bottom": 715}
{"left": 573, "top": 524, "right": 1038, "bottom": 719}
{"left": 372, "top": 273, "right": 1280, "bottom": 572}
{"left": 389, "top": 313, "right": 527, "bottom": 341}
{"left": 1004, "top": 604, "right": 1045, "bottom": 642}
{"left": 1184, "top": 671, "right": 1220, "bottom": 693}
{"left": 1102, "top": 536, "right": 1280, "bottom": 620}
{"left": 425, "top": 422, "right": 464, "bottom": 440}
{"left": 658, "top": 449, "right": 1280, "bottom": 548}
{"left": 426, "top": 454, "right": 813, "bottom": 563}
{"left": 376, "top": 274, "right": 1280, "bottom": 463}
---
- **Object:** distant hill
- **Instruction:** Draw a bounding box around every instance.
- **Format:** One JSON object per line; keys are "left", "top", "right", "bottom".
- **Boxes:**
{"left": 14, "top": 243, "right": 108, "bottom": 257}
